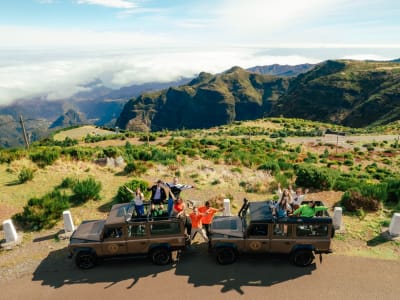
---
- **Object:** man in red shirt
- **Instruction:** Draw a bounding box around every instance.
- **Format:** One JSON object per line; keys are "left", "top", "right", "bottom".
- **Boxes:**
{"left": 189, "top": 207, "right": 208, "bottom": 243}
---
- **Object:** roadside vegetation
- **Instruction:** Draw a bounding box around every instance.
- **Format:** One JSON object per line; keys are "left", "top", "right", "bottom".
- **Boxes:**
{"left": 1, "top": 117, "right": 400, "bottom": 259}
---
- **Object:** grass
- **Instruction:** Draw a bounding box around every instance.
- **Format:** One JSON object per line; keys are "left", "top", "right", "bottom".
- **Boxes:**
{"left": 1, "top": 119, "right": 400, "bottom": 262}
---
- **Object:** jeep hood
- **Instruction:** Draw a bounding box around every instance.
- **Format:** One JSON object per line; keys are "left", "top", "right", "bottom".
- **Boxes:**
{"left": 71, "top": 220, "right": 105, "bottom": 241}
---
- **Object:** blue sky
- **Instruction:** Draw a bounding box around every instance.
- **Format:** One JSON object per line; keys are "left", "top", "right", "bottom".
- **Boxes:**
{"left": 1, "top": 0, "right": 400, "bottom": 104}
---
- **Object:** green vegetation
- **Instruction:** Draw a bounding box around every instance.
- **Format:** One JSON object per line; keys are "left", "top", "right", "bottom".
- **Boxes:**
{"left": 2, "top": 117, "right": 400, "bottom": 232}
{"left": 13, "top": 190, "right": 70, "bottom": 230}
{"left": 18, "top": 167, "right": 34, "bottom": 183}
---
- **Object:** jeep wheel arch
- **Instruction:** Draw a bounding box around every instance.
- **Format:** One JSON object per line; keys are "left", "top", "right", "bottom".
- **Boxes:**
{"left": 290, "top": 249, "right": 315, "bottom": 267}
{"left": 75, "top": 250, "right": 97, "bottom": 269}
{"left": 150, "top": 247, "right": 172, "bottom": 265}
{"left": 216, "top": 247, "right": 237, "bottom": 265}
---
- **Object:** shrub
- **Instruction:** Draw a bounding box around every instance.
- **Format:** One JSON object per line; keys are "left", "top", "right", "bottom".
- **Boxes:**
{"left": 341, "top": 188, "right": 380, "bottom": 212}
{"left": 0, "top": 148, "right": 27, "bottom": 163}
{"left": 114, "top": 179, "right": 150, "bottom": 204}
{"left": 59, "top": 177, "right": 78, "bottom": 189}
{"left": 70, "top": 177, "right": 102, "bottom": 205}
{"left": 257, "top": 161, "right": 281, "bottom": 175}
{"left": 18, "top": 167, "right": 34, "bottom": 183}
{"left": 30, "top": 148, "right": 61, "bottom": 167}
{"left": 295, "top": 164, "right": 339, "bottom": 190}
{"left": 13, "top": 190, "right": 69, "bottom": 230}
{"left": 124, "top": 161, "right": 148, "bottom": 175}
{"left": 385, "top": 178, "right": 400, "bottom": 204}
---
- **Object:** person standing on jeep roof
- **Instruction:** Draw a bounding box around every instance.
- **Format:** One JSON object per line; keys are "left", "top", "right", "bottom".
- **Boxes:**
{"left": 198, "top": 201, "right": 223, "bottom": 238}
{"left": 165, "top": 177, "right": 194, "bottom": 216}
{"left": 148, "top": 180, "right": 167, "bottom": 205}
{"left": 292, "top": 200, "right": 328, "bottom": 217}
{"left": 189, "top": 207, "right": 208, "bottom": 243}
{"left": 290, "top": 186, "right": 309, "bottom": 210}
{"left": 125, "top": 186, "right": 145, "bottom": 216}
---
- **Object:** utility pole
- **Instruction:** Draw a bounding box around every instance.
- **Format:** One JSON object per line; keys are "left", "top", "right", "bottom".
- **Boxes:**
{"left": 19, "top": 115, "right": 30, "bottom": 150}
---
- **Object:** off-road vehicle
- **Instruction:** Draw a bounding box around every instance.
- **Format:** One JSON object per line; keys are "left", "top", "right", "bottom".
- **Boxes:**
{"left": 210, "top": 199, "right": 334, "bottom": 267}
{"left": 68, "top": 203, "right": 188, "bottom": 269}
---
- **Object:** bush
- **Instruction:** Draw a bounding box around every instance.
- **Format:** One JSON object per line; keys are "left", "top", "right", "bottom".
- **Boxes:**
{"left": 114, "top": 179, "right": 150, "bottom": 204}
{"left": 385, "top": 178, "right": 400, "bottom": 204}
{"left": 70, "top": 177, "right": 102, "bottom": 205}
{"left": 30, "top": 148, "right": 61, "bottom": 167}
{"left": 295, "top": 164, "right": 339, "bottom": 190}
{"left": 13, "top": 190, "right": 69, "bottom": 230}
{"left": 18, "top": 167, "right": 34, "bottom": 183}
{"left": 59, "top": 177, "right": 78, "bottom": 189}
{"left": 341, "top": 188, "right": 380, "bottom": 212}
{"left": 124, "top": 161, "right": 148, "bottom": 175}
{"left": 257, "top": 161, "right": 281, "bottom": 175}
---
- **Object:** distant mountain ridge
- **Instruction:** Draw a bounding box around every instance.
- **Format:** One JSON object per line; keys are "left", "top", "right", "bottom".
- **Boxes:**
{"left": 247, "top": 63, "right": 315, "bottom": 76}
{"left": 0, "top": 78, "right": 191, "bottom": 147}
{"left": 117, "top": 59, "right": 400, "bottom": 131}
{"left": 2, "top": 60, "right": 400, "bottom": 148}
{"left": 116, "top": 66, "right": 290, "bottom": 130}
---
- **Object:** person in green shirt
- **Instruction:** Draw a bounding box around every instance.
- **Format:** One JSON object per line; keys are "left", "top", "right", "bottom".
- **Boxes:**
{"left": 292, "top": 200, "right": 328, "bottom": 217}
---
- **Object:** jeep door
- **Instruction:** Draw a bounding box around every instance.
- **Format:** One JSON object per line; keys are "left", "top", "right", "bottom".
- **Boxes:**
{"left": 269, "top": 223, "right": 295, "bottom": 253}
{"left": 101, "top": 225, "right": 128, "bottom": 256}
{"left": 126, "top": 223, "right": 149, "bottom": 254}
{"left": 245, "top": 223, "right": 270, "bottom": 252}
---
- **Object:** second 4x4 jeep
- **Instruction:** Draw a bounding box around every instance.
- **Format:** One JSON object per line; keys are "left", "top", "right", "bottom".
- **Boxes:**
{"left": 68, "top": 203, "right": 188, "bottom": 269}
{"left": 210, "top": 199, "right": 334, "bottom": 267}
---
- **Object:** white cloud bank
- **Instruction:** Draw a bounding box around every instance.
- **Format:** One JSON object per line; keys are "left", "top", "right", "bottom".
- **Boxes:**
{"left": 0, "top": 48, "right": 322, "bottom": 105}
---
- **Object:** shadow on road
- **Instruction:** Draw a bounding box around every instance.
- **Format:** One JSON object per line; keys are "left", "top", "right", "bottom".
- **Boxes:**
{"left": 32, "top": 247, "right": 176, "bottom": 289}
{"left": 175, "top": 247, "right": 316, "bottom": 294}
{"left": 32, "top": 245, "right": 316, "bottom": 294}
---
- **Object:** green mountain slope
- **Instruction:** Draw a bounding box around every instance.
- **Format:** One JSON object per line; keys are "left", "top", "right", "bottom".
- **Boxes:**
{"left": 271, "top": 60, "right": 400, "bottom": 127}
{"left": 116, "top": 67, "right": 290, "bottom": 130}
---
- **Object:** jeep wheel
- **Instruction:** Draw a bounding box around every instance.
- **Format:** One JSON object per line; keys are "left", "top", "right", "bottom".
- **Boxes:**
{"left": 290, "top": 249, "right": 314, "bottom": 267}
{"left": 151, "top": 248, "right": 172, "bottom": 265}
{"left": 75, "top": 251, "right": 97, "bottom": 269}
{"left": 216, "top": 247, "right": 236, "bottom": 265}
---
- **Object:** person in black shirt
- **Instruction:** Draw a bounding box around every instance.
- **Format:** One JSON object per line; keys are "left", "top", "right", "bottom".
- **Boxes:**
{"left": 148, "top": 180, "right": 167, "bottom": 205}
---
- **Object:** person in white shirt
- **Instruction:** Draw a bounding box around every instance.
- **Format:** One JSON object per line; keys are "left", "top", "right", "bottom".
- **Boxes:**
{"left": 125, "top": 186, "right": 145, "bottom": 216}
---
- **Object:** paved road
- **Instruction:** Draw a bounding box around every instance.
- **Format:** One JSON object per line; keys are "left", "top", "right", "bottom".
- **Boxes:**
{"left": 284, "top": 134, "right": 400, "bottom": 148}
{"left": 1, "top": 246, "right": 400, "bottom": 300}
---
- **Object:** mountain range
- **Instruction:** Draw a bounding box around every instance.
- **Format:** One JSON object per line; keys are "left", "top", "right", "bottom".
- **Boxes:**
{"left": 1, "top": 60, "right": 400, "bottom": 148}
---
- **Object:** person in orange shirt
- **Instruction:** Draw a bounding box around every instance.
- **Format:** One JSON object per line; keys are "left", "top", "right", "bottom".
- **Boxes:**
{"left": 189, "top": 207, "right": 208, "bottom": 243}
{"left": 198, "top": 201, "right": 223, "bottom": 238}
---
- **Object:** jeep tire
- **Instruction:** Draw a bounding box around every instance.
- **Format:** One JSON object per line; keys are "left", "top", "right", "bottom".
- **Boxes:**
{"left": 75, "top": 251, "right": 97, "bottom": 269}
{"left": 151, "top": 248, "right": 172, "bottom": 265}
{"left": 290, "top": 249, "right": 314, "bottom": 267}
{"left": 216, "top": 247, "right": 236, "bottom": 265}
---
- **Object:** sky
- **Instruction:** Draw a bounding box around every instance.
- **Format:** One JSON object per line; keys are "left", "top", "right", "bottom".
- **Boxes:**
{"left": 1, "top": 0, "right": 400, "bottom": 104}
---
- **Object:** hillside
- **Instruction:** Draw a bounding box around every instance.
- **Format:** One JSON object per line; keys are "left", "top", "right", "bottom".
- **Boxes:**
{"left": 271, "top": 60, "right": 400, "bottom": 127}
{"left": 116, "top": 67, "right": 290, "bottom": 130}
{"left": 116, "top": 60, "right": 400, "bottom": 131}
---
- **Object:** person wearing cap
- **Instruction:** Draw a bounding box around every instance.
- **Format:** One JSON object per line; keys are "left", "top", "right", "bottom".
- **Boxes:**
{"left": 292, "top": 201, "right": 327, "bottom": 217}
{"left": 148, "top": 180, "right": 167, "bottom": 205}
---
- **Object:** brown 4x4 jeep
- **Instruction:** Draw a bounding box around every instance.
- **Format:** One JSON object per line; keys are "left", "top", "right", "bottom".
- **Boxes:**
{"left": 210, "top": 199, "right": 334, "bottom": 266}
{"left": 68, "top": 203, "right": 188, "bottom": 269}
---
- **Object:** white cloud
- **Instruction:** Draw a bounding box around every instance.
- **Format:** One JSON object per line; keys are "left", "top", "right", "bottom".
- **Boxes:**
{"left": 0, "top": 48, "right": 321, "bottom": 105}
{"left": 76, "top": 0, "right": 137, "bottom": 9}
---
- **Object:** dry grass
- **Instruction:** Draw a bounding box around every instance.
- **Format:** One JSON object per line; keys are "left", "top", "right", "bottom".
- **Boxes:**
{"left": 53, "top": 125, "right": 113, "bottom": 141}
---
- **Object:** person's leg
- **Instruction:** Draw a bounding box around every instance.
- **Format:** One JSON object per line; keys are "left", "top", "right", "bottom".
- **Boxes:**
{"left": 167, "top": 197, "right": 173, "bottom": 216}
{"left": 190, "top": 228, "right": 198, "bottom": 240}
{"left": 204, "top": 224, "right": 210, "bottom": 238}
{"left": 199, "top": 228, "right": 209, "bottom": 243}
